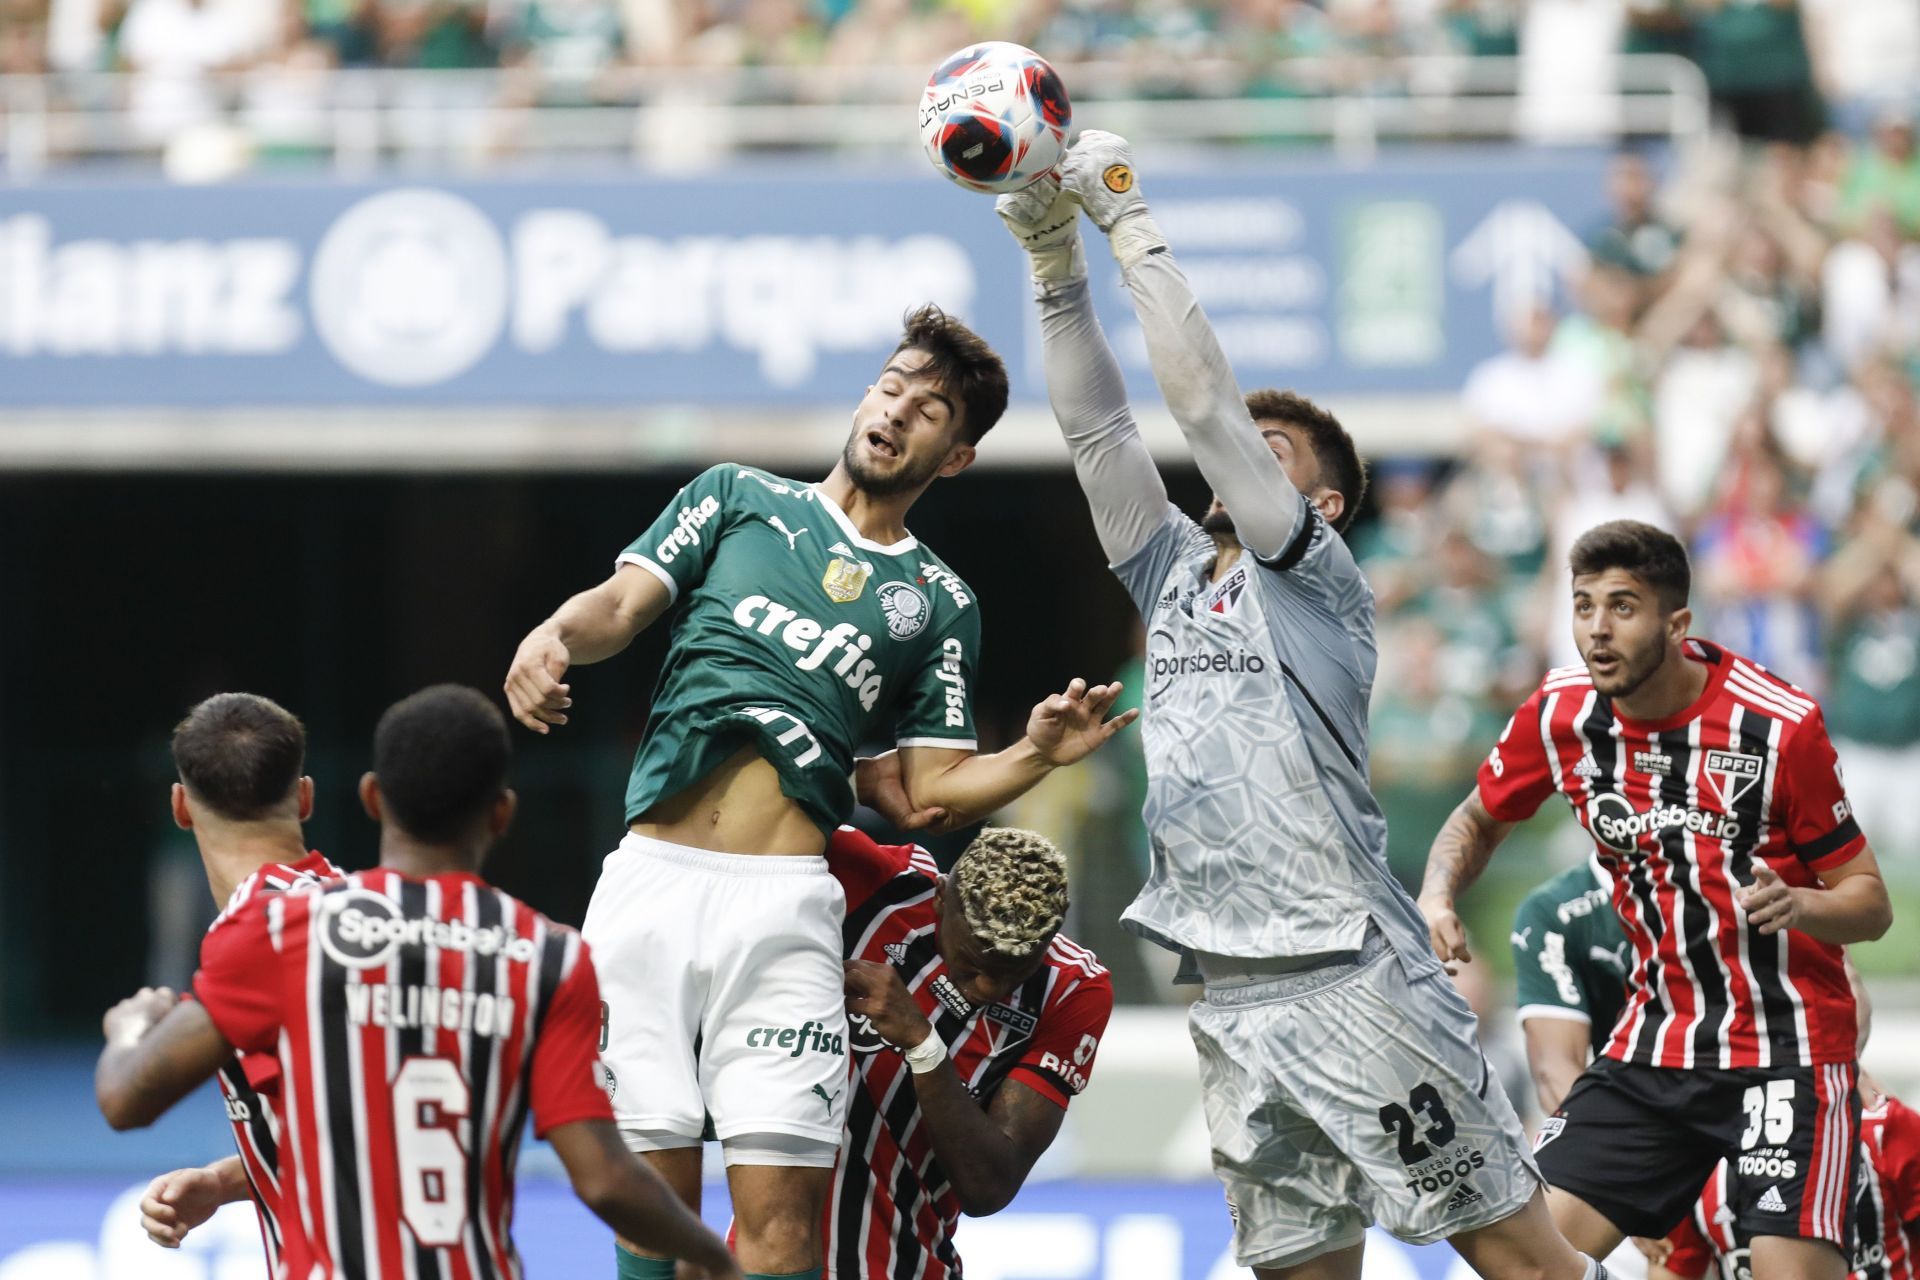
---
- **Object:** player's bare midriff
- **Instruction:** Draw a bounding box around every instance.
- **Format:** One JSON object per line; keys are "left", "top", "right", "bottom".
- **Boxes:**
{"left": 630, "top": 743, "right": 827, "bottom": 857}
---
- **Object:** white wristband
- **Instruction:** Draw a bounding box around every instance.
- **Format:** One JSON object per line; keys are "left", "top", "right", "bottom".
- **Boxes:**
{"left": 902, "top": 1034, "right": 947, "bottom": 1074}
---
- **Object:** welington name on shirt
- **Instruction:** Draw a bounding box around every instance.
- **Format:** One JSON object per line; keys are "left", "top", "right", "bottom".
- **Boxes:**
{"left": 345, "top": 982, "right": 518, "bottom": 1036}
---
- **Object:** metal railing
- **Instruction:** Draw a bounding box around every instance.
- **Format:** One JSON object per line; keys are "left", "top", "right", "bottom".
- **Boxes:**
{"left": 0, "top": 53, "right": 1710, "bottom": 180}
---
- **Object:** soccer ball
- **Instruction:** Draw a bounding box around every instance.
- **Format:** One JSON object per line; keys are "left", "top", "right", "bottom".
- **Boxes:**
{"left": 918, "top": 42, "right": 1072, "bottom": 196}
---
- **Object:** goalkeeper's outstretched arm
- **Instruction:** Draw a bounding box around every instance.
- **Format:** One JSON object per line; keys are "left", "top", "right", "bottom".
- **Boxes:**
{"left": 1063, "top": 132, "right": 1306, "bottom": 562}
{"left": 998, "top": 178, "right": 1168, "bottom": 565}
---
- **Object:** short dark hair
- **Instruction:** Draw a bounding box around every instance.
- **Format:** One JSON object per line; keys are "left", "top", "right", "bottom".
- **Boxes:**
{"left": 1245, "top": 388, "right": 1367, "bottom": 533}
{"left": 1569, "top": 520, "right": 1691, "bottom": 613}
{"left": 891, "top": 304, "right": 1009, "bottom": 446}
{"left": 171, "top": 693, "right": 306, "bottom": 821}
{"left": 372, "top": 685, "right": 511, "bottom": 843}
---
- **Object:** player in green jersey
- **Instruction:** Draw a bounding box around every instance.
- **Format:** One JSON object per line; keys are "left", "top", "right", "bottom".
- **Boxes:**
{"left": 1510, "top": 857, "right": 1632, "bottom": 1116}
{"left": 502, "top": 305, "right": 1136, "bottom": 1280}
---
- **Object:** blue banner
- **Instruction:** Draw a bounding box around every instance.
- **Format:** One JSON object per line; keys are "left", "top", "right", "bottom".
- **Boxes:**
{"left": 0, "top": 1176, "right": 1470, "bottom": 1279}
{"left": 0, "top": 151, "right": 1617, "bottom": 408}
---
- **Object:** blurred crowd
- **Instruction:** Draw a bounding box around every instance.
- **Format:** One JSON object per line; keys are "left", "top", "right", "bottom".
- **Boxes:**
{"left": 0, "top": 0, "right": 1916, "bottom": 149}
{"left": 1362, "top": 136, "right": 1920, "bottom": 886}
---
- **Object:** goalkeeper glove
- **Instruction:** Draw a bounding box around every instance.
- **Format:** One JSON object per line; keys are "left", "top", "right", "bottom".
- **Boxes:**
{"left": 1061, "top": 130, "right": 1167, "bottom": 270}
{"left": 995, "top": 172, "right": 1085, "bottom": 293}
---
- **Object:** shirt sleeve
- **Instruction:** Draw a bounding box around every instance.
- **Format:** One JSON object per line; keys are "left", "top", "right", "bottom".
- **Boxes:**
{"left": 892, "top": 602, "right": 980, "bottom": 751}
{"left": 1477, "top": 686, "right": 1559, "bottom": 823}
{"left": 1035, "top": 277, "right": 1171, "bottom": 565}
{"left": 1109, "top": 503, "right": 1211, "bottom": 620}
{"left": 1512, "top": 890, "right": 1590, "bottom": 1026}
{"left": 1117, "top": 248, "right": 1305, "bottom": 561}
{"left": 1882, "top": 1099, "right": 1920, "bottom": 1230}
{"left": 1005, "top": 968, "right": 1114, "bottom": 1109}
{"left": 826, "top": 828, "right": 920, "bottom": 913}
{"left": 528, "top": 937, "right": 617, "bottom": 1138}
{"left": 1663, "top": 1209, "right": 1714, "bottom": 1280}
{"left": 192, "top": 894, "right": 286, "bottom": 1054}
{"left": 1780, "top": 704, "right": 1868, "bottom": 872}
{"left": 615, "top": 464, "right": 737, "bottom": 604}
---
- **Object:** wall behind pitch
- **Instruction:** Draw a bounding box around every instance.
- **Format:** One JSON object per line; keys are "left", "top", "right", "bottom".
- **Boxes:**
{"left": 0, "top": 150, "right": 1617, "bottom": 408}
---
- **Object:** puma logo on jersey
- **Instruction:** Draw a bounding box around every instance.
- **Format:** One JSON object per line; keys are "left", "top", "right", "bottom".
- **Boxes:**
{"left": 811, "top": 1082, "right": 840, "bottom": 1109}
{"left": 767, "top": 516, "right": 807, "bottom": 550}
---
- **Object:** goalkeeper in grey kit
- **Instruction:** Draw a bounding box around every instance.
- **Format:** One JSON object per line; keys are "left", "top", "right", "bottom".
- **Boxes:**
{"left": 998, "top": 132, "right": 1606, "bottom": 1280}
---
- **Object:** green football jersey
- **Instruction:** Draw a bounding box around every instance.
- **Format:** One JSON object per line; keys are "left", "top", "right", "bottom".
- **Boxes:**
{"left": 1510, "top": 858, "right": 1631, "bottom": 1058}
{"left": 617, "top": 464, "right": 981, "bottom": 835}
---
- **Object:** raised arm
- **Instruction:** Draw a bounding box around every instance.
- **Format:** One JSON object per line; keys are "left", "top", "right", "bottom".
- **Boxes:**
{"left": 997, "top": 177, "right": 1169, "bottom": 564}
{"left": 1062, "top": 131, "right": 1306, "bottom": 560}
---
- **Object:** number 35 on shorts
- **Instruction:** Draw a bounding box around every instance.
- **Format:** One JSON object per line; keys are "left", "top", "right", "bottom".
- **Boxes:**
{"left": 1741, "top": 1079, "right": 1795, "bottom": 1149}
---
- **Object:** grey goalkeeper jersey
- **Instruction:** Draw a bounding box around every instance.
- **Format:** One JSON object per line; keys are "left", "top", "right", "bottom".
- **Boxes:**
{"left": 1027, "top": 237, "right": 1435, "bottom": 983}
{"left": 1111, "top": 500, "right": 1439, "bottom": 982}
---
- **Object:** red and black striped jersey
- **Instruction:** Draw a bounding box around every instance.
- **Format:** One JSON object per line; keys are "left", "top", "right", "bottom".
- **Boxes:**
{"left": 825, "top": 828, "right": 1113, "bottom": 1280}
{"left": 1665, "top": 1093, "right": 1920, "bottom": 1280}
{"left": 193, "top": 868, "right": 613, "bottom": 1280}
{"left": 1479, "top": 640, "right": 1866, "bottom": 1069}
{"left": 211, "top": 851, "right": 344, "bottom": 1273}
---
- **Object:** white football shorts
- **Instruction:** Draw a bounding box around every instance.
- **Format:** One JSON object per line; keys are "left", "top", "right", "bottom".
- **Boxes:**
{"left": 583, "top": 833, "right": 850, "bottom": 1157}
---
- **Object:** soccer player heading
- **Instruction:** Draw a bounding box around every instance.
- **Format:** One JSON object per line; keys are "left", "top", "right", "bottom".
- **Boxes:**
{"left": 831, "top": 825, "right": 1112, "bottom": 1279}
{"left": 500, "top": 305, "right": 1136, "bottom": 1279}
{"left": 141, "top": 693, "right": 344, "bottom": 1268}
{"left": 1420, "top": 519, "right": 1894, "bottom": 1280}
{"left": 999, "top": 130, "right": 1602, "bottom": 1280}
{"left": 95, "top": 685, "right": 742, "bottom": 1280}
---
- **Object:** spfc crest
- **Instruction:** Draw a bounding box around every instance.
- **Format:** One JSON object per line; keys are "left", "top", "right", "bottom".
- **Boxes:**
{"left": 1703, "top": 749, "right": 1763, "bottom": 810}
{"left": 822, "top": 551, "right": 872, "bottom": 604}
{"left": 1205, "top": 565, "right": 1247, "bottom": 616}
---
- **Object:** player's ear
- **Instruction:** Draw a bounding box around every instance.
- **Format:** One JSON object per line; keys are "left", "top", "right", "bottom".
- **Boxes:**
{"left": 489, "top": 789, "right": 517, "bottom": 838}
{"left": 295, "top": 776, "right": 315, "bottom": 823}
{"left": 938, "top": 441, "right": 977, "bottom": 479}
{"left": 171, "top": 783, "right": 193, "bottom": 831}
{"left": 1668, "top": 604, "right": 1693, "bottom": 645}
{"left": 358, "top": 772, "right": 383, "bottom": 823}
{"left": 1314, "top": 487, "right": 1344, "bottom": 530}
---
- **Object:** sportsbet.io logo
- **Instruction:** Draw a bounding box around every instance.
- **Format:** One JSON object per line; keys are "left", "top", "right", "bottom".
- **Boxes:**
{"left": 318, "top": 890, "right": 406, "bottom": 969}
{"left": 1585, "top": 792, "right": 1740, "bottom": 855}
{"left": 317, "top": 888, "right": 540, "bottom": 970}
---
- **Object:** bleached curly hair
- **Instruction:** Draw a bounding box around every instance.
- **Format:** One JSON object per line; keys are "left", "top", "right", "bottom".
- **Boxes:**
{"left": 952, "top": 827, "right": 1068, "bottom": 960}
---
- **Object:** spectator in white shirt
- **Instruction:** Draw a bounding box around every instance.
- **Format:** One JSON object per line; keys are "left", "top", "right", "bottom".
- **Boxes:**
{"left": 1461, "top": 301, "right": 1605, "bottom": 452}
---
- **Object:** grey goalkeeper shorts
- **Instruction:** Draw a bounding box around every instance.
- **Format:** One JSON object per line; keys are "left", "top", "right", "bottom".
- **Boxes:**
{"left": 1189, "top": 933, "right": 1541, "bottom": 1269}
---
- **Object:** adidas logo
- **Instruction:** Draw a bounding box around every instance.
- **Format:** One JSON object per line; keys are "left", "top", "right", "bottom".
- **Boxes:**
{"left": 1572, "top": 754, "right": 1601, "bottom": 780}
{"left": 1757, "top": 1185, "right": 1788, "bottom": 1214}
{"left": 1445, "top": 1182, "right": 1485, "bottom": 1213}
{"left": 884, "top": 942, "right": 909, "bottom": 965}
